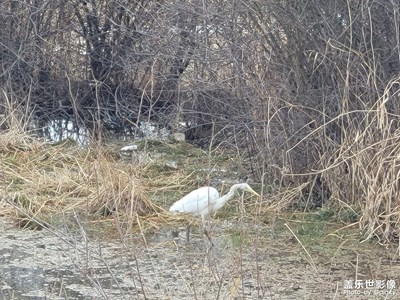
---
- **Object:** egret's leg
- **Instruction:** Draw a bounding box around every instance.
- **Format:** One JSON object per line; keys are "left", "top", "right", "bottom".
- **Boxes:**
{"left": 203, "top": 228, "right": 214, "bottom": 246}
{"left": 186, "top": 223, "right": 191, "bottom": 243}
{"left": 202, "top": 216, "right": 214, "bottom": 247}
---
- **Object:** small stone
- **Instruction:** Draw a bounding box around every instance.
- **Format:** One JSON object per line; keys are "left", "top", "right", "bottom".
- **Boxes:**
{"left": 170, "top": 132, "right": 185, "bottom": 142}
{"left": 164, "top": 160, "right": 178, "bottom": 169}
{"left": 120, "top": 145, "right": 138, "bottom": 152}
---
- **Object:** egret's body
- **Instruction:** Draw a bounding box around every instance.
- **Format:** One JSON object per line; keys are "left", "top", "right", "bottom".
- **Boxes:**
{"left": 169, "top": 183, "right": 260, "bottom": 242}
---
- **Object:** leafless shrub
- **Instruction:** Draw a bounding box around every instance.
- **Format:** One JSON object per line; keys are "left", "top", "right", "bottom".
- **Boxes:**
{"left": 1, "top": 0, "right": 400, "bottom": 243}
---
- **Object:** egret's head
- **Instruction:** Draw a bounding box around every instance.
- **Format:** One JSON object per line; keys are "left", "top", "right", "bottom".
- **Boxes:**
{"left": 232, "top": 183, "right": 260, "bottom": 197}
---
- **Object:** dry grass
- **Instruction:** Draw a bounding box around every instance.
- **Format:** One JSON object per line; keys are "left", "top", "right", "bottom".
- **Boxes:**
{"left": 322, "top": 120, "right": 400, "bottom": 245}
{"left": 0, "top": 129, "right": 173, "bottom": 234}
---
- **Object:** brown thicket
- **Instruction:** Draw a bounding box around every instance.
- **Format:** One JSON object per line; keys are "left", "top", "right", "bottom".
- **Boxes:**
{"left": 1, "top": 0, "right": 399, "bottom": 243}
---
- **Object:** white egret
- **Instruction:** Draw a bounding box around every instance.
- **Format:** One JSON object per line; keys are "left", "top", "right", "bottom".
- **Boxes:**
{"left": 169, "top": 183, "right": 260, "bottom": 243}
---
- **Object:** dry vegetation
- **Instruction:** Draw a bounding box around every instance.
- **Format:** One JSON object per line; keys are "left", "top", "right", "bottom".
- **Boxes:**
{"left": 1, "top": 118, "right": 400, "bottom": 299}
{"left": 1, "top": 0, "right": 400, "bottom": 260}
{"left": 2, "top": 1, "right": 400, "bottom": 297}
{"left": 0, "top": 129, "right": 163, "bottom": 232}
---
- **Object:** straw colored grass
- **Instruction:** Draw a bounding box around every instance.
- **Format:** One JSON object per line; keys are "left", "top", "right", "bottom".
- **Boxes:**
{"left": 0, "top": 130, "right": 171, "bottom": 233}
{"left": 317, "top": 82, "right": 400, "bottom": 246}
{"left": 323, "top": 122, "right": 400, "bottom": 244}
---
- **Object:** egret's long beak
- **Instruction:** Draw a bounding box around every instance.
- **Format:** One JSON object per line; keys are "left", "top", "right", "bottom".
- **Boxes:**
{"left": 248, "top": 187, "right": 260, "bottom": 197}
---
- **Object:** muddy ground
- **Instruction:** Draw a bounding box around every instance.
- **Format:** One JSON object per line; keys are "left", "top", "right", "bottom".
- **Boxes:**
{"left": 0, "top": 216, "right": 399, "bottom": 300}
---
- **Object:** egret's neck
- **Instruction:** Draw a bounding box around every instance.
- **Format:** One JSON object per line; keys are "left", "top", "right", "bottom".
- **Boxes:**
{"left": 213, "top": 190, "right": 235, "bottom": 211}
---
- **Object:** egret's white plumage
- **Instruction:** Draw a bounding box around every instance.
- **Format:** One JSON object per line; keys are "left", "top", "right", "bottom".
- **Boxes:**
{"left": 169, "top": 183, "right": 260, "bottom": 227}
